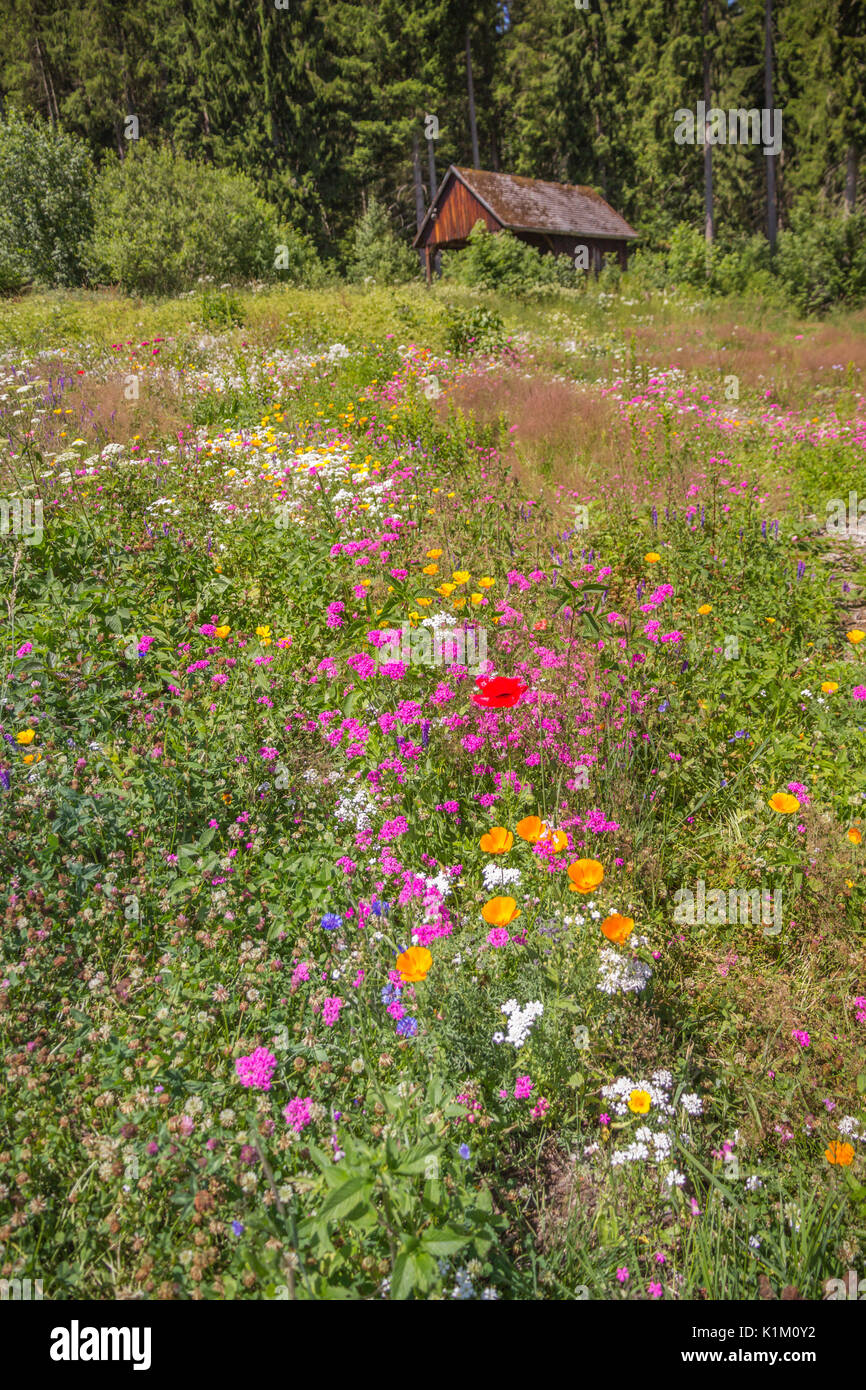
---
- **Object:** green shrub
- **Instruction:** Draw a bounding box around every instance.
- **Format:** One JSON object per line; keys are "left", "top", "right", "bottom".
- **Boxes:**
{"left": 441, "top": 222, "right": 563, "bottom": 295}
{"left": 775, "top": 206, "right": 866, "bottom": 315}
{"left": 442, "top": 303, "right": 506, "bottom": 355}
{"left": 0, "top": 107, "right": 94, "bottom": 290}
{"left": 198, "top": 287, "right": 246, "bottom": 329}
{"left": 87, "top": 143, "right": 320, "bottom": 296}
{"left": 344, "top": 196, "right": 420, "bottom": 285}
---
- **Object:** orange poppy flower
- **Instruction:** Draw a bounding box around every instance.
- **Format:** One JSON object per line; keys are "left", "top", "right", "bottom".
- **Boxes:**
{"left": 481, "top": 896, "right": 521, "bottom": 928}
{"left": 847, "top": 827, "right": 862, "bottom": 845}
{"left": 825, "top": 1141, "right": 855, "bottom": 1166}
{"left": 516, "top": 815, "right": 544, "bottom": 844}
{"left": 600, "top": 913, "right": 634, "bottom": 945}
{"left": 480, "top": 827, "right": 514, "bottom": 854}
{"left": 539, "top": 827, "right": 568, "bottom": 854}
{"left": 395, "top": 946, "right": 433, "bottom": 983}
{"left": 768, "top": 793, "right": 799, "bottom": 814}
{"left": 567, "top": 858, "right": 605, "bottom": 893}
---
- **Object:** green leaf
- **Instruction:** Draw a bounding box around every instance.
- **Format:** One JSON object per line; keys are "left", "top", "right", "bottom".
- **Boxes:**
{"left": 420, "top": 1226, "right": 471, "bottom": 1257}
{"left": 318, "top": 1176, "right": 374, "bottom": 1221}
{"left": 390, "top": 1248, "right": 438, "bottom": 1300}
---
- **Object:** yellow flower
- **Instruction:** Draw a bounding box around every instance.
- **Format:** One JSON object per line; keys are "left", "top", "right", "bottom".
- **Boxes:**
{"left": 847, "top": 630, "right": 865, "bottom": 644}
{"left": 470, "top": 593, "right": 483, "bottom": 605}
{"left": 395, "top": 946, "right": 433, "bottom": 983}
{"left": 15, "top": 729, "right": 35, "bottom": 745}
{"left": 22, "top": 752, "right": 40, "bottom": 764}
{"left": 480, "top": 827, "right": 514, "bottom": 854}
{"left": 567, "top": 858, "right": 605, "bottom": 893}
{"left": 644, "top": 552, "right": 661, "bottom": 564}
{"left": 821, "top": 681, "right": 839, "bottom": 693}
{"left": 478, "top": 577, "right": 495, "bottom": 589}
{"left": 422, "top": 564, "right": 439, "bottom": 576}
{"left": 600, "top": 913, "right": 634, "bottom": 945}
{"left": 515, "top": 815, "right": 544, "bottom": 844}
{"left": 539, "top": 827, "right": 568, "bottom": 854}
{"left": 628, "top": 1089, "right": 652, "bottom": 1115}
{"left": 214, "top": 625, "right": 231, "bottom": 638}
{"left": 482, "top": 896, "right": 521, "bottom": 927}
{"left": 417, "top": 597, "right": 432, "bottom": 607}
{"left": 437, "top": 583, "right": 457, "bottom": 597}
{"left": 847, "top": 827, "right": 862, "bottom": 845}
{"left": 825, "top": 1141, "right": 855, "bottom": 1166}
{"left": 452, "top": 570, "right": 470, "bottom": 585}
{"left": 426, "top": 549, "right": 443, "bottom": 560}
{"left": 768, "top": 792, "right": 800, "bottom": 814}
{"left": 697, "top": 604, "right": 713, "bottom": 615}
{"left": 452, "top": 597, "right": 466, "bottom": 610}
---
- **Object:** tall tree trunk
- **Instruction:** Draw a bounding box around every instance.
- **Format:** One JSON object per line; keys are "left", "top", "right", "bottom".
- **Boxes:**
{"left": 427, "top": 134, "right": 438, "bottom": 203}
{"left": 703, "top": 0, "right": 714, "bottom": 246}
{"left": 466, "top": 26, "right": 480, "bottom": 168}
{"left": 33, "top": 35, "right": 55, "bottom": 125}
{"left": 412, "top": 132, "right": 426, "bottom": 271}
{"left": 845, "top": 145, "right": 858, "bottom": 215}
{"left": 764, "top": 0, "right": 777, "bottom": 251}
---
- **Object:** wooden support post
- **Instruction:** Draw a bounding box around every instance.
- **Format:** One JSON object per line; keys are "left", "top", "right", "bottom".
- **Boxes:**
{"left": 425, "top": 245, "right": 432, "bottom": 286}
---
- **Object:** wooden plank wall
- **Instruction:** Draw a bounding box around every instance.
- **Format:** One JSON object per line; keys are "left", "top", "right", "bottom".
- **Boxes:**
{"left": 420, "top": 176, "right": 501, "bottom": 248}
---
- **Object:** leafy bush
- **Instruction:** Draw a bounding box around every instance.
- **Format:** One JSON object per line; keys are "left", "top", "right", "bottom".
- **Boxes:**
{"left": 0, "top": 107, "right": 95, "bottom": 290}
{"left": 87, "top": 144, "right": 319, "bottom": 296}
{"left": 775, "top": 207, "right": 866, "bottom": 316}
{"left": 198, "top": 287, "right": 246, "bottom": 329}
{"left": 344, "top": 196, "right": 420, "bottom": 285}
{"left": 441, "top": 222, "right": 564, "bottom": 295}
{"left": 442, "top": 303, "right": 507, "bottom": 355}
{"left": 628, "top": 215, "right": 866, "bottom": 314}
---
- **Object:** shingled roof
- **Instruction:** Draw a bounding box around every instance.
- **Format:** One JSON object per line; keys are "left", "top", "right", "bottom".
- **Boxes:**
{"left": 415, "top": 166, "right": 639, "bottom": 245}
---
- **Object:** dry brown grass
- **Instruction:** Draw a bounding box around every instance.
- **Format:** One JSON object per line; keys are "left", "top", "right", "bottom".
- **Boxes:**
{"left": 22, "top": 360, "right": 193, "bottom": 458}
{"left": 629, "top": 312, "right": 866, "bottom": 409}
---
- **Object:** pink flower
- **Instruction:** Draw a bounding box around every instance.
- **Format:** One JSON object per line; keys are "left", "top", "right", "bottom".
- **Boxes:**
{"left": 283, "top": 1096, "right": 314, "bottom": 1132}
{"left": 514, "top": 1075, "right": 533, "bottom": 1099}
{"left": 322, "top": 996, "right": 344, "bottom": 1027}
{"left": 792, "top": 1028, "right": 810, "bottom": 1048}
{"left": 853, "top": 686, "right": 866, "bottom": 701}
{"left": 487, "top": 928, "right": 509, "bottom": 948}
{"left": 235, "top": 1047, "right": 277, "bottom": 1091}
{"left": 648, "top": 1281, "right": 663, "bottom": 1298}
{"left": 615, "top": 1267, "right": 629, "bottom": 1283}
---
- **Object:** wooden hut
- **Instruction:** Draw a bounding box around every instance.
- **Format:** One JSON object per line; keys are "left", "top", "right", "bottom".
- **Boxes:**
{"left": 413, "top": 165, "right": 638, "bottom": 282}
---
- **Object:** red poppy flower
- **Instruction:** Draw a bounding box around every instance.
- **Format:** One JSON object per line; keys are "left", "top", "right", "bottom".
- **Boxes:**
{"left": 471, "top": 675, "right": 527, "bottom": 709}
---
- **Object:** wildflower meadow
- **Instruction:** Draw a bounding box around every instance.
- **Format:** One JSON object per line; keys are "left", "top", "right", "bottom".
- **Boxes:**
{"left": 1, "top": 280, "right": 866, "bottom": 1325}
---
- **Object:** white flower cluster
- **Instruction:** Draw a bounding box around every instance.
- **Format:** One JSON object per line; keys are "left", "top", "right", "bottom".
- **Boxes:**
{"left": 600, "top": 1071, "right": 676, "bottom": 1119}
{"left": 597, "top": 943, "right": 653, "bottom": 996}
{"left": 598, "top": 1071, "right": 703, "bottom": 1177}
{"left": 421, "top": 610, "right": 457, "bottom": 631}
{"left": 425, "top": 871, "right": 452, "bottom": 900}
{"left": 483, "top": 862, "right": 522, "bottom": 892}
{"left": 838, "top": 1115, "right": 866, "bottom": 1142}
{"left": 334, "top": 784, "right": 377, "bottom": 830}
{"left": 493, "top": 999, "right": 544, "bottom": 1048}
